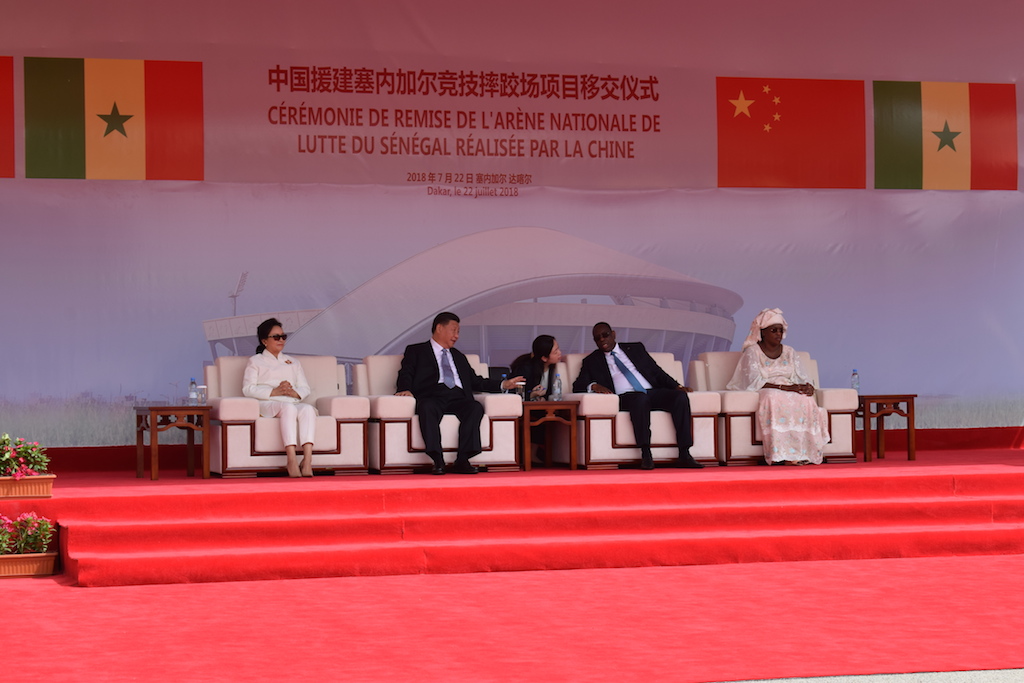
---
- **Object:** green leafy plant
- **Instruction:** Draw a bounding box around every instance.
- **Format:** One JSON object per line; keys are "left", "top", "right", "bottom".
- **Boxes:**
{"left": 0, "top": 514, "right": 12, "bottom": 554}
{"left": 0, "top": 512, "right": 54, "bottom": 555}
{"left": 0, "top": 434, "right": 50, "bottom": 479}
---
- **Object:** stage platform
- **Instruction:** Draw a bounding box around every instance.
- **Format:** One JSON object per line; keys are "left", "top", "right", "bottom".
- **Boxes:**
{"left": 3, "top": 448, "right": 1023, "bottom": 587}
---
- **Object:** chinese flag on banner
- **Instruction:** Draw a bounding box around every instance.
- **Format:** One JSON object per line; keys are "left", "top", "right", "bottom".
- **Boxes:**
{"left": 717, "top": 77, "right": 866, "bottom": 188}
{"left": 1, "top": 56, "right": 13, "bottom": 178}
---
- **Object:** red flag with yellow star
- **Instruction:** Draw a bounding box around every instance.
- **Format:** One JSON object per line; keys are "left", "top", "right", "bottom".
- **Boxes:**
{"left": 717, "top": 77, "right": 866, "bottom": 188}
{"left": 1, "top": 56, "right": 13, "bottom": 178}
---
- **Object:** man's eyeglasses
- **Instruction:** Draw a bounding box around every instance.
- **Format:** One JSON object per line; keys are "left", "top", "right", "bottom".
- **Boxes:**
{"left": 268, "top": 334, "right": 288, "bottom": 341}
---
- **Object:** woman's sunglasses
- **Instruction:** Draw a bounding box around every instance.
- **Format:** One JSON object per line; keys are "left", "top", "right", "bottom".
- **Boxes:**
{"left": 267, "top": 334, "right": 288, "bottom": 341}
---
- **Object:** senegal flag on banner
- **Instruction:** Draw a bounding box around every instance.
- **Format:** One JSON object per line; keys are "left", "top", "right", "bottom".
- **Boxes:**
{"left": 1, "top": 56, "right": 13, "bottom": 178}
{"left": 24, "top": 57, "right": 203, "bottom": 180}
{"left": 874, "top": 81, "right": 1017, "bottom": 190}
{"left": 717, "top": 77, "right": 866, "bottom": 189}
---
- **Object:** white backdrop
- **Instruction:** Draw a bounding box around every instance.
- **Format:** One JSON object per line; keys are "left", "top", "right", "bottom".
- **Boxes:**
{"left": 2, "top": 0, "right": 1023, "bottom": 444}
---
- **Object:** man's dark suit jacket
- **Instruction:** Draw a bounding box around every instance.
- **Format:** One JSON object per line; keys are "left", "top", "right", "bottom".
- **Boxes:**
{"left": 397, "top": 341, "right": 500, "bottom": 397}
{"left": 572, "top": 342, "right": 681, "bottom": 393}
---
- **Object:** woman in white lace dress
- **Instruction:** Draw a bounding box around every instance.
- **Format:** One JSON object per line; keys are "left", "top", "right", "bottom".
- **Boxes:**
{"left": 726, "top": 308, "right": 829, "bottom": 465}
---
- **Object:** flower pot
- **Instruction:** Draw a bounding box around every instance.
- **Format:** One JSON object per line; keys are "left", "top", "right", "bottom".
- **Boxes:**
{"left": 0, "top": 552, "right": 58, "bottom": 577}
{"left": 0, "top": 474, "right": 56, "bottom": 499}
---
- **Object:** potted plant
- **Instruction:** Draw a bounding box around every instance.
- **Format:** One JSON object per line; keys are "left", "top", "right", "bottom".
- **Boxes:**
{"left": 0, "top": 434, "right": 55, "bottom": 498}
{"left": 0, "top": 512, "right": 57, "bottom": 577}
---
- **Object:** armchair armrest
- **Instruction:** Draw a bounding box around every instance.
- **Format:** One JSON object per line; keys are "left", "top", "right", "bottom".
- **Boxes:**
{"left": 573, "top": 392, "right": 621, "bottom": 416}
{"left": 475, "top": 392, "right": 523, "bottom": 418}
{"left": 369, "top": 394, "right": 416, "bottom": 419}
{"left": 688, "top": 390, "right": 721, "bottom": 414}
{"left": 817, "top": 388, "right": 859, "bottom": 411}
{"left": 315, "top": 395, "right": 371, "bottom": 420}
{"left": 720, "top": 390, "right": 760, "bottom": 413}
{"left": 210, "top": 396, "right": 259, "bottom": 421}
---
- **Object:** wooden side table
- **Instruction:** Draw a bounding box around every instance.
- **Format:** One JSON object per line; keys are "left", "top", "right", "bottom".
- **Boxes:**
{"left": 135, "top": 405, "right": 212, "bottom": 480}
{"left": 521, "top": 400, "right": 579, "bottom": 470}
{"left": 856, "top": 394, "right": 917, "bottom": 462}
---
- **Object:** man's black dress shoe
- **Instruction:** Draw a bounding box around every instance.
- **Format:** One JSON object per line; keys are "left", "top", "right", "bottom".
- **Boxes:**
{"left": 428, "top": 454, "right": 446, "bottom": 475}
{"left": 672, "top": 454, "right": 705, "bottom": 469}
{"left": 640, "top": 450, "right": 655, "bottom": 470}
{"left": 450, "top": 460, "right": 479, "bottom": 474}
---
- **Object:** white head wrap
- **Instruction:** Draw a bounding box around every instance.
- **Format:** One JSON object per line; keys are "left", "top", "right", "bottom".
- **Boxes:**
{"left": 740, "top": 308, "right": 788, "bottom": 350}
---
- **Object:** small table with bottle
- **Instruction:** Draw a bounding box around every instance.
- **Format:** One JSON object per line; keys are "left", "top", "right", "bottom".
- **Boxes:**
{"left": 511, "top": 373, "right": 580, "bottom": 470}
{"left": 135, "top": 379, "right": 211, "bottom": 480}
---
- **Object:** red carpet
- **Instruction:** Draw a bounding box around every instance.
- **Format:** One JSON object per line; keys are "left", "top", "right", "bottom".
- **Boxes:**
{"left": 5, "top": 554, "right": 1024, "bottom": 682}
{"left": 4, "top": 449, "right": 1024, "bottom": 680}
{"left": 2, "top": 448, "right": 1023, "bottom": 587}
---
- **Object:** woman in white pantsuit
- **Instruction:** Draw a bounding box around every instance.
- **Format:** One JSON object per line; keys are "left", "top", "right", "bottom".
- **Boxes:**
{"left": 242, "top": 318, "right": 318, "bottom": 477}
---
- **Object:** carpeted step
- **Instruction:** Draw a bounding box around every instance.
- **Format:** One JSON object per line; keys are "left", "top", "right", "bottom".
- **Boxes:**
{"left": 60, "top": 494, "right": 1024, "bottom": 552}
{"left": 64, "top": 521, "right": 1024, "bottom": 587}
{"left": 53, "top": 466, "right": 1024, "bottom": 586}
{"left": 42, "top": 469, "right": 1024, "bottom": 521}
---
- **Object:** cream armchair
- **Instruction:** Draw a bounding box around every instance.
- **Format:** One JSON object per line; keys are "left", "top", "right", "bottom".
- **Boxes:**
{"left": 561, "top": 352, "right": 722, "bottom": 468}
{"left": 351, "top": 354, "right": 523, "bottom": 474}
{"left": 205, "top": 355, "right": 370, "bottom": 477}
{"left": 687, "top": 351, "right": 857, "bottom": 465}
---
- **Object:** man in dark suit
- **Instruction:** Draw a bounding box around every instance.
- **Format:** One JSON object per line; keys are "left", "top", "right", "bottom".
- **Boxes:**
{"left": 396, "top": 312, "right": 523, "bottom": 475}
{"left": 572, "top": 321, "right": 703, "bottom": 470}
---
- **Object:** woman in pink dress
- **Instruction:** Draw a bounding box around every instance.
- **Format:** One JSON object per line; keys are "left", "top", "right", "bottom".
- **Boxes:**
{"left": 726, "top": 308, "right": 829, "bottom": 465}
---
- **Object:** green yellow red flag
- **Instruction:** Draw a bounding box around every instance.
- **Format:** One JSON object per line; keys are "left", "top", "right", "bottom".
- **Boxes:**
{"left": 24, "top": 57, "right": 203, "bottom": 180}
{"left": 874, "top": 81, "right": 1016, "bottom": 190}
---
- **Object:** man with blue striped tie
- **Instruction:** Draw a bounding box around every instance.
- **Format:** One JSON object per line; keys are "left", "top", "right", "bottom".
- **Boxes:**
{"left": 573, "top": 322, "right": 703, "bottom": 470}
{"left": 396, "top": 312, "right": 523, "bottom": 474}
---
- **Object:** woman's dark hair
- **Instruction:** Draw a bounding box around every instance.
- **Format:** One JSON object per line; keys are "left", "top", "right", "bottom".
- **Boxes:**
{"left": 255, "top": 318, "right": 283, "bottom": 354}
{"left": 510, "top": 335, "right": 558, "bottom": 391}
{"left": 531, "top": 334, "right": 556, "bottom": 360}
